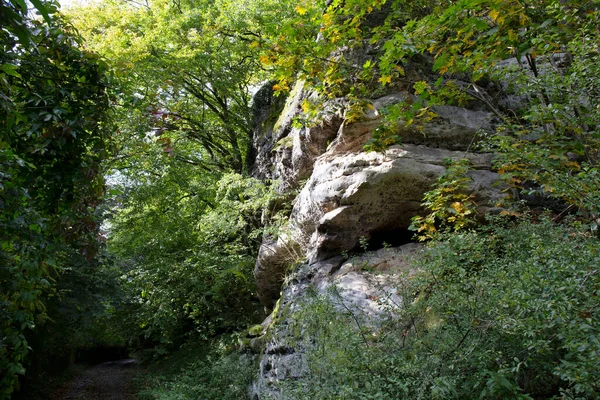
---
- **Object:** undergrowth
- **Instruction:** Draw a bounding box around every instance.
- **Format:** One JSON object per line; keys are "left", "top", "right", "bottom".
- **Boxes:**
{"left": 133, "top": 338, "right": 256, "bottom": 400}
{"left": 279, "top": 216, "right": 600, "bottom": 399}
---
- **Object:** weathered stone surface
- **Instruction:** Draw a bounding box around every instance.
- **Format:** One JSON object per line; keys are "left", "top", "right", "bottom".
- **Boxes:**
{"left": 249, "top": 244, "right": 422, "bottom": 400}
{"left": 328, "top": 94, "right": 494, "bottom": 154}
{"left": 273, "top": 117, "right": 342, "bottom": 192}
{"left": 253, "top": 88, "right": 503, "bottom": 309}
{"left": 290, "top": 144, "right": 501, "bottom": 262}
{"left": 251, "top": 81, "right": 288, "bottom": 180}
{"left": 407, "top": 105, "right": 493, "bottom": 150}
{"left": 254, "top": 235, "right": 304, "bottom": 310}
{"left": 252, "top": 80, "right": 343, "bottom": 190}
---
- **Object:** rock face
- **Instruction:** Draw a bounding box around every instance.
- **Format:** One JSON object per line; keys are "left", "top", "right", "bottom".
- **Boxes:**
{"left": 254, "top": 234, "right": 304, "bottom": 309}
{"left": 252, "top": 86, "right": 502, "bottom": 311}
{"left": 249, "top": 244, "right": 422, "bottom": 399}
{"left": 249, "top": 82, "right": 504, "bottom": 396}
{"left": 252, "top": 81, "right": 343, "bottom": 191}
{"left": 292, "top": 144, "right": 500, "bottom": 263}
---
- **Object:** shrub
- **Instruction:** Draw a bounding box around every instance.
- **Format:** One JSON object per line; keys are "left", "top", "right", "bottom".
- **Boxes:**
{"left": 135, "top": 339, "right": 257, "bottom": 400}
{"left": 410, "top": 158, "right": 479, "bottom": 241}
{"left": 280, "top": 216, "right": 600, "bottom": 399}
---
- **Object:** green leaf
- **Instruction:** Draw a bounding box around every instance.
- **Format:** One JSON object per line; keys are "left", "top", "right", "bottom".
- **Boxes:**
{"left": 29, "top": 0, "right": 52, "bottom": 23}
{"left": 0, "top": 64, "right": 22, "bottom": 78}
{"left": 14, "top": 0, "right": 27, "bottom": 12}
{"left": 433, "top": 53, "right": 449, "bottom": 72}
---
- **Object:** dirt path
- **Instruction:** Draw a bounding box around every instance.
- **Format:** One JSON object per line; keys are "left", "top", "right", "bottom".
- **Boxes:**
{"left": 51, "top": 359, "right": 138, "bottom": 400}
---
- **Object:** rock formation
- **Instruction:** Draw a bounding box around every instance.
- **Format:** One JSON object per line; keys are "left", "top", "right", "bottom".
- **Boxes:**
{"left": 249, "top": 81, "right": 505, "bottom": 398}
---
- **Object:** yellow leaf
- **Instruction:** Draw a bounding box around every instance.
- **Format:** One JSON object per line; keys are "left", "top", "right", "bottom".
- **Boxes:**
{"left": 378, "top": 75, "right": 391, "bottom": 85}
{"left": 301, "top": 99, "right": 311, "bottom": 113}
{"left": 250, "top": 41, "right": 260, "bottom": 49}
{"left": 489, "top": 9, "right": 499, "bottom": 22}
{"left": 500, "top": 210, "right": 521, "bottom": 217}
{"left": 519, "top": 13, "right": 529, "bottom": 25}
{"left": 563, "top": 161, "right": 581, "bottom": 169}
{"left": 273, "top": 83, "right": 289, "bottom": 92}
{"left": 295, "top": 5, "right": 307, "bottom": 15}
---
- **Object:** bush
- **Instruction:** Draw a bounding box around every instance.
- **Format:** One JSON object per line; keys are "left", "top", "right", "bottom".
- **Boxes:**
{"left": 135, "top": 339, "right": 257, "bottom": 400}
{"left": 280, "top": 216, "right": 600, "bottom": 399}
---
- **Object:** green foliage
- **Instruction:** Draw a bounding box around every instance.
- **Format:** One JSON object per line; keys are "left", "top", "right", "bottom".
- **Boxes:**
{"left": 66, "top": 0, "right": 276, "bottom": 174}
{"left": 134, "top": 340, "right": 256, "bottom": 400}
{"left": 278, "top": 287, "right": 400, "bottom": 400}
{"left": 0, "top": 2, "right": 114, "bottom": 396}
{"left": 402, "top": 217, "right": 600, "bottom": 398}
{"left": 18, "top": 1, "right": 596, "bottom": 398}
{"left": 465, "top": 2, "right": 600, "bottom": 222}
{"left": 281, "top": 217, "right": 600, "bottom": 399}
{"left": 417, "top": 2, "right": 600, "bottom": 219}
{"left": 364, "top": 103, "right": 404, "bottom": 152}
{"left": 106, "top": 170, "right": 283, "bottom": 352}
{"left": 410, "top": 159, "right": 478, "bottom": 241}
{"left": 60, "top": 0, "right": 301, "bottom": 372}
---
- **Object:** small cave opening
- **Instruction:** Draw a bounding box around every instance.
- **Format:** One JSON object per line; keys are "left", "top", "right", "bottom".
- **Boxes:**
{"left": 364, "top": 228, "right": 416, "bottom": 252}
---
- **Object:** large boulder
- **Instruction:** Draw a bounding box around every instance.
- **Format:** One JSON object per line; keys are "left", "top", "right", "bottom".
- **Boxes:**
{"left": 254, "top": 143, "right": 502, "bottom": 308}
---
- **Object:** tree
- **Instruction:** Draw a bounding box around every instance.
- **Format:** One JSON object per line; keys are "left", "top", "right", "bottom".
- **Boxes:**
{"left": 0, "top": 1, "right": 114, "bottom": 395}
{"left": 66, "top": 0, "right": 277, "bottom": 174}
{"left": 105, "top": 167, "right": 283, "bottom": 351}
{"left": 62, "top": 0, "right": 298, "bottom": 352}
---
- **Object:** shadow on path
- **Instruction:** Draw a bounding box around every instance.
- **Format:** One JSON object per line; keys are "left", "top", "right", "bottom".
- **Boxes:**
{"left": 51, "top": 359, "right": 138, "bottom": 400}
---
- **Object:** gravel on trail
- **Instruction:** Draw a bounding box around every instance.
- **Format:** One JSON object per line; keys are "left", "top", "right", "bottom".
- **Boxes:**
{"left": 51, "top": 359, "right": 138, "bottom": 400}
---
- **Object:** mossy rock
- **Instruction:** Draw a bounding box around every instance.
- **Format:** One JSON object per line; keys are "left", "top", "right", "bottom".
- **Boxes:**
{"left": 273, "top": 136, "right": 293, "bottom": 152}
{"left": 271, "top": 297, "right": 282, "bottom": 323}
{"left": 273, "top": 80, "right": 304, "bottom": 133}
{"left": 238, "top": 335, "right": 266, "bottom": 354}
{"left": 247, "top": 324, "right": 265, "bottom": 337}
{"left": 238, "top": 337, "right": 251, "bottom": 350}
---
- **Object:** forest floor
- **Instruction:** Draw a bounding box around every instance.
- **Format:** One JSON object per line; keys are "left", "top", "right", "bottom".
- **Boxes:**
{"left": 50, "top": 359, "right": 138, "bottom": 400}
